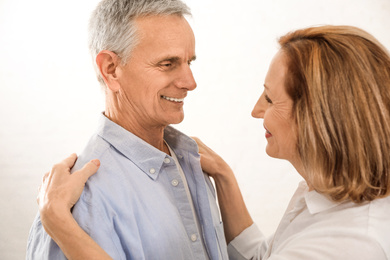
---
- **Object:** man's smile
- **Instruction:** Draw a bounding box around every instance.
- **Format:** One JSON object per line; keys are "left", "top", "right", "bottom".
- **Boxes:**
{"left": 161, "top": 95, "right": 185, "bottom": 102}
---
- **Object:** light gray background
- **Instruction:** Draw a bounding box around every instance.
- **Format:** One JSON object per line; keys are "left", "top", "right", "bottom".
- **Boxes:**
{"left": 1, "top": 0, "right": 389, "bottom": 259}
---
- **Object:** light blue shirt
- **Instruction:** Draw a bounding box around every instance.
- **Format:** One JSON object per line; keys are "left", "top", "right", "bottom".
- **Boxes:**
{"left": 27, "top": 114, "right": 228, "bottom": 260}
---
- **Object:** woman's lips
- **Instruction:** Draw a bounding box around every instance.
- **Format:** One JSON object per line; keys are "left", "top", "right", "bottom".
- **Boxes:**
{"left": 264, "top": 126, "right": 272, "bottom": 138}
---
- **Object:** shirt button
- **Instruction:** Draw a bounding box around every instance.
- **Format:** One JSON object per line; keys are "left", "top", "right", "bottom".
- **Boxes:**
{"left": 164, "top": 158, "right": 171, "bottom": 164}
{"left": 190, "top": 234, "right": 197, "bottom": 242}
{"left": 149, "top": 168, "right": 156, "bottom": 174}
{"left": 171, "top": 179, "right": 179, "bottom": 186}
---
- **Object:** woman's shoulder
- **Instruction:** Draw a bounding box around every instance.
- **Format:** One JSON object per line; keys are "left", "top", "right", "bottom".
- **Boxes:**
{"left": 366, "top": 196, "right": 390, "bottom": 259}
{"left": 303, "top": 196, "right": 390, "bottom": 259}
{"left": 280, "top": 197, "right": 389, "bottom": 260}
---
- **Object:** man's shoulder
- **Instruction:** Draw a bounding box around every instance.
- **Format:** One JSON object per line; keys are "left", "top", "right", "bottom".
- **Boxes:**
{"left": 70, "top": 134, "right": 132, "bottom": 200}
{"left": 72, "top": 133, "right": 144, "bottom": 199}
{"left": 71, "top": 134, "right": 110, "bottom": 170}
{"left": 71, "top": 133, "right": 136, "bottom": 175}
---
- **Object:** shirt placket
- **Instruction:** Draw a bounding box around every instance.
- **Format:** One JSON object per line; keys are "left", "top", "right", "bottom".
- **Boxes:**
{"left": 164, "top": 158, "right": 207, "bottom": 259}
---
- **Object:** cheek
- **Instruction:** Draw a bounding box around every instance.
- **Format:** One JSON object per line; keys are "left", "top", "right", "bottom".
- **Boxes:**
{"left": 280, "top": 121, "right": 298, "bottom": 154}
{"left": 264, "top": 109, "right": 286, "bottom": 129}
{"left": 266, "top": 110, "right": 297, "bottom": 146}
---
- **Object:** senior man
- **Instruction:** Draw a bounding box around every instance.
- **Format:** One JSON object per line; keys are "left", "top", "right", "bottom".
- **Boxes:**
{"left": 26, "top": 0, "right": 229, "bottom": 259}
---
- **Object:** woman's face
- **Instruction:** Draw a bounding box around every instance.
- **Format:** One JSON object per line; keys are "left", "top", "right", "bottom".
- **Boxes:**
{"left": 252, "top": 50, "right": 299, "bottom": 165}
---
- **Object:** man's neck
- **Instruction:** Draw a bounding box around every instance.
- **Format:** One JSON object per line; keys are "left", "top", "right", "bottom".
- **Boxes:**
{"left": 104, "top": 108, "right": 170, "bottom": 154}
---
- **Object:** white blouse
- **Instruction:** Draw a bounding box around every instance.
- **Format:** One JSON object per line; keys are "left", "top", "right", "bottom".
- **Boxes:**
{"left": 228, "top": 181, "right": 390, "bottom": 260}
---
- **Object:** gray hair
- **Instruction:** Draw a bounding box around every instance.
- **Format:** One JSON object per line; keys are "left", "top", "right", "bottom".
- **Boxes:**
{"left": 88, "top": 0, "right": 192, "bottom": 86}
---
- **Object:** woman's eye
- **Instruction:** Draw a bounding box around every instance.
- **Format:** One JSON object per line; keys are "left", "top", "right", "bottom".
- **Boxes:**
{"left": 265, "top": 94, "right": 272, "bottom": 104}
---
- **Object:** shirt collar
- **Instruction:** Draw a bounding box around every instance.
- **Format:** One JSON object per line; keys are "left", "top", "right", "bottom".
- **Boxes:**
{"left": 96, "top": 113, "right": 198, "bottom": 180}
{"left": 163, "top": 125, "right": 199, "bottom": 156}
{"left": 303, "top": 182, "right": 342, "bottom": 214}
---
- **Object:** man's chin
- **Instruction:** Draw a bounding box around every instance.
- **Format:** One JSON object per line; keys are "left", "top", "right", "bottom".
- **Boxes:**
{"left": 167, "top": 114, "right": 185, "bottom": 125}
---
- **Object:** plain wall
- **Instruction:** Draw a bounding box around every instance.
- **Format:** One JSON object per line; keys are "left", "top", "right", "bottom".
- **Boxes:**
{"left": 1, "top": 0, "right": 389, "bottom": 258}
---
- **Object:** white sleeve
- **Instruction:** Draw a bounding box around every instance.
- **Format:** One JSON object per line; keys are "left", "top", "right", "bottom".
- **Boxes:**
{"left": 227, "top": 222, "right": 387, "bottom": 260}
{"left": 227, "top": 223, "right": 270, "bottom": 260}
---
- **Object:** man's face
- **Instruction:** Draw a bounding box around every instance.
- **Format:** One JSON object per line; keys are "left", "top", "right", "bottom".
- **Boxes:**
{"left": 116, "top": 15, "right": 197, "bottom": 128}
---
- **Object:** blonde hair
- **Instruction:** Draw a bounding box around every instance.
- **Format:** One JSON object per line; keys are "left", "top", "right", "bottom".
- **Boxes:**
{"left": 279, "top": 25, "right": 390, "bottom": 203}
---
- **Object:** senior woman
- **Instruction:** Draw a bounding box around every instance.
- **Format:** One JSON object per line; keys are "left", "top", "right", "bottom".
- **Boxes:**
{"left": 35, "top": 25, "right": 390, "bottom": 260}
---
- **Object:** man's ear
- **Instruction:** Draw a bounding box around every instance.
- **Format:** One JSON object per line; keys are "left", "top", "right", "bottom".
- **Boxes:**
{"left": 96, "top": 50, "right": 122, "bottom": 92}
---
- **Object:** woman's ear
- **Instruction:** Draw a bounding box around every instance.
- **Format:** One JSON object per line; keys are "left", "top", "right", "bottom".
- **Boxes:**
{"left": 96, "top": 50, "right": 121, "bottom": 92}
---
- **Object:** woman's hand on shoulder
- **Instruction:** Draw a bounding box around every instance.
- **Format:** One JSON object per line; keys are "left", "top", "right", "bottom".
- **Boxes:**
{"left": 38, "top": 154, "right": 100, "bottom": 223}
{"left": 192, "top": 137, "right": 234, "bottom": 181}
{"left": 37, "top": 154, "right": 113, "bottom": 260}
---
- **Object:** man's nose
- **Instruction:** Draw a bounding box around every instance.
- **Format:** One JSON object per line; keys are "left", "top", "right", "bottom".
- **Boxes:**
{"left": 251, "top": 92, "right": 266, "bottom": 118}
{"left": 175, "top": 64, "right": 197, "bottom": 90}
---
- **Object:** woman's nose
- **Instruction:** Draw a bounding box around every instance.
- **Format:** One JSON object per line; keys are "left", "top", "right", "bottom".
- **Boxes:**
{"left": 251, "top": 92, "right": 266, "bottom": 119}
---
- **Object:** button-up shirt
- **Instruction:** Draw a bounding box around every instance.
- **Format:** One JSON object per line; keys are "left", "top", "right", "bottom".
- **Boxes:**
{"left": 228, "top": 181, "right": 390, "bottom": 260}
{"left": 27, "top": 114, "right": 228, "bottom": 260}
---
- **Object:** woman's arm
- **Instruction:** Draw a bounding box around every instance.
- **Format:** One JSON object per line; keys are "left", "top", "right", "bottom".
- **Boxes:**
{"left": 193, "top": 138, "right": 254, "bottom": 244}
{"left": 38, "top": 154, "right": 112, "bottom": 260}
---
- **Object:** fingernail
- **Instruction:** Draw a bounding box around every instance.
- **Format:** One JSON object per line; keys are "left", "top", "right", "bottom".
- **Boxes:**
{"left": 91, "top": 159, "right": 100, "bottom": 167}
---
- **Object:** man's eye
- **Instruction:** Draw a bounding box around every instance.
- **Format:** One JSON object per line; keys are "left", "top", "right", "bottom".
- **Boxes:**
{"left": 161, "top": 62, "right": 172, "bottom": 67}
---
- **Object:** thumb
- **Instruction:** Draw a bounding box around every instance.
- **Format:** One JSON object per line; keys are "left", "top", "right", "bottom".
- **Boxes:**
{"left": 73, "top": 159, "right": 100, "bottom": 183}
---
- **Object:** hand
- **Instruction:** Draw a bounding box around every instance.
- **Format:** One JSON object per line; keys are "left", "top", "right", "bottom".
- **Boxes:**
{"left": 192, "top": 137, "right": 234, "bottom": 180}
{"left": 38, "top": 154, "right": 100, "bottom": 216}
{"left": 192, "top": 137, "right": 253, "bottom": 243}
{"left": 37, "top": 154, "right": 113, "bottom": 260}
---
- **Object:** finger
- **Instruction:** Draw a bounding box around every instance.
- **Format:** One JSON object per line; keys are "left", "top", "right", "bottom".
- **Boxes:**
{"left": 72, "top": 159, "right": 100, "bottom": 183}
{"left": 37, "top": 184, "right": 42, "bottom": 205}
{"left": 191, "top": 137, "right": 206, "bottom": 152}
{"left": 58, "top": 153, "right": 78, "bottom": 169}
{"left": 42, "top": 171, "right": 49, "bottom": 184}
{"left": 191, "top": 136, "right": 202, "bottom": 145}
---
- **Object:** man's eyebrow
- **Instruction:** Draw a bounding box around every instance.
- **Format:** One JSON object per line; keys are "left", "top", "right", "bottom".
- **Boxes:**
{"left": 159, "top": 56, "right": 180, "bottom": 63}
{"left": 159, "top": 55, "right": 196, "bottom": 62}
